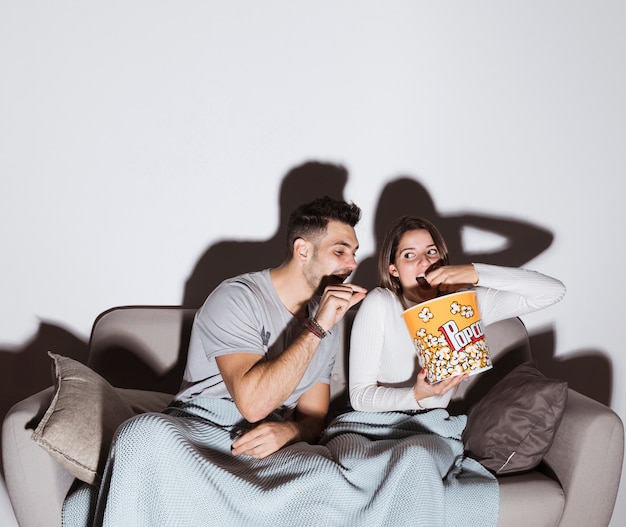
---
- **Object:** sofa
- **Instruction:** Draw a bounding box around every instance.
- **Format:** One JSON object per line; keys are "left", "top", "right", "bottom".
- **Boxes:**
{"left": 2, "top": 305, "right": 624, "bottom": 527}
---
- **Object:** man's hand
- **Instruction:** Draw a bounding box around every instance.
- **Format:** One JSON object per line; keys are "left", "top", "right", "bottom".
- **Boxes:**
{"left": 231, "top": 421, "right": 299, "bottom": 459}
{"left": 314, "top": 283, "right": 367, "bottom": 331}
{"left": 230, "top": 381, "right": 329, "bottom": 458}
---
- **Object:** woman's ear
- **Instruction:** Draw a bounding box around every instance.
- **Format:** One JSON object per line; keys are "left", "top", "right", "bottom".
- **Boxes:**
{"left": 389, "top": 263, "right": 399, "bottom": 277}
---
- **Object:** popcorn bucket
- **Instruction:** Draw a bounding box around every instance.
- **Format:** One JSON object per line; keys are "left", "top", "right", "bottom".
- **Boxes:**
{"left": 401, "top": 291, "right": 492, "bottom": 384}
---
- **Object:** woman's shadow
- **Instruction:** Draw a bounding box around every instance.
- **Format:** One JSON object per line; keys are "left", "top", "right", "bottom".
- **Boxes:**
{"left": 349, "top": 176, "right": 612, "bottom": 407}
{"left": 351, "top": 177, "right": 555, "bottom": 290}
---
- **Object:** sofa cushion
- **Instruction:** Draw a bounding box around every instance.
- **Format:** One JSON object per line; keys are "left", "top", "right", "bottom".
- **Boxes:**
{"left": 31, "top": 352, "right": 173, "bottom": 485}
{"left": 462, "top": 361, "right": 568, "bottom": 475}
{"left": 497, "top": 471, "right": 565, "bottom": 527}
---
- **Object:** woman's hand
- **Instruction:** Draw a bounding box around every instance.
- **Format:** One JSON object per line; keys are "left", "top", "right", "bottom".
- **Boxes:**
{"left": 413, "top": 369, "right": 467, "bottom": 403}
{"left": 425, "top": 264, "right": 479, "bottom": 293}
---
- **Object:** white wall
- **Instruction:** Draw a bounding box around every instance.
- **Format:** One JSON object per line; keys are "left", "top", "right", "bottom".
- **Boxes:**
{"left": 1, "top": 1, "right": 624, "bottom": 525}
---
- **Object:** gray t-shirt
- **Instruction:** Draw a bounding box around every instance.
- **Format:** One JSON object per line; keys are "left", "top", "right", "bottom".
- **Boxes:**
{"left": 175, "top": 269, "right": 338, "bottom": 413}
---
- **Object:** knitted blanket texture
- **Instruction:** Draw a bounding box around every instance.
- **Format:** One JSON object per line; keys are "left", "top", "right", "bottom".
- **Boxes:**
{"left": 62, "top": 398, "right": 498, "bottom": 527}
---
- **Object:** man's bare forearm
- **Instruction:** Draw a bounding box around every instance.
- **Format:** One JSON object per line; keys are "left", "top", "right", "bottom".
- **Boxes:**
{"left": 225, "top": 329, "right": 324, "bottom": 422}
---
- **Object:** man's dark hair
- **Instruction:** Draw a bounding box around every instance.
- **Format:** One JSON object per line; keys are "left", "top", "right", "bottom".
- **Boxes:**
{"left": 286, "top": 196, "right": 361, "bottom": 256}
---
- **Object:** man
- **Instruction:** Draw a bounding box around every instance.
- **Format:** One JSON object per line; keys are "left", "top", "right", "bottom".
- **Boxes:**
{"left": 175, "top": 195, "right": 367, "bottom": 457}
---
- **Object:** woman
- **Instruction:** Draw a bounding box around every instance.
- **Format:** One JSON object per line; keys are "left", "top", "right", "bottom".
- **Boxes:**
{"left": 349, "top": 215, "right": 566, "bottom": 412}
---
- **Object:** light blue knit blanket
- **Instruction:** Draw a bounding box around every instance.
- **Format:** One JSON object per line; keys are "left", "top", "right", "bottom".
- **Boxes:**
{"left": 62, "top": 398, "right": 498, "bottom": 527}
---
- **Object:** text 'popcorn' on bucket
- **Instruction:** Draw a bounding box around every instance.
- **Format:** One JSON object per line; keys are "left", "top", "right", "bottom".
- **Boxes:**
{"left": 411, "top": 298, "right": 491, "bottom": 384}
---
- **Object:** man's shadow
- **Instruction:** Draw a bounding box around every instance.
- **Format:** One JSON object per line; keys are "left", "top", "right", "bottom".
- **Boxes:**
{"left": 86, "top": 161, "right": 354, "bottom": 397}
{"left": 0, "top": 160, "right": 351, "bottom": 460}
{"left": 182, "top": 160, "right": 351, "bottom": 309}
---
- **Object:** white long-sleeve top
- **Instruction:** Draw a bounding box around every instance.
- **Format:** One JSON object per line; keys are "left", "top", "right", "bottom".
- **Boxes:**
{"left": 348, "top": 263, "right": 566, "bottom": 412}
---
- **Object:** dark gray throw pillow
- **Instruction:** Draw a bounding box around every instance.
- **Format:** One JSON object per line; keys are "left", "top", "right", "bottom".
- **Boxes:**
{"left": 462, "top": 361, "right": 568, "bottom": 475}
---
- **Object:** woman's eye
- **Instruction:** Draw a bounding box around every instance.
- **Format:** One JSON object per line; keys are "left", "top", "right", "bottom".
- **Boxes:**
{"left": 403, "top": 252, "right": 416, "bottom": 259}
{"left": 427, "top": 248, "right": 438, "bottom": 256}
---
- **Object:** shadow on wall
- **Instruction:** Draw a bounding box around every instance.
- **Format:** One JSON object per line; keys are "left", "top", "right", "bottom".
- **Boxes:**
{"left": 182, "top": 161, "right": 351, "bottom": 309}
{"left": 0, "top": 322, "right": 89, "bottom": 441}
{"left": 350, "top": 177, "right": 556, "bottom": 290}
{"left": 340, "top": 175, "right": 613, "bottom": 414}
{"left": 530, "top": 329, "right": 612, "bottom": 405}
{"left": 0, "top": 159, "right": 614, "bottom": 454}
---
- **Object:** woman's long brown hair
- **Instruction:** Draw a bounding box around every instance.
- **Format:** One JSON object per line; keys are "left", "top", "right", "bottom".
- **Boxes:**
{"left": 377, "top": 216, "right": 450, "bottom": 307}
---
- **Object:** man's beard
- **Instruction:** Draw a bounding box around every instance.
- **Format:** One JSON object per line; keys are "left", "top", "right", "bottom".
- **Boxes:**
{"left": 306, "top": 250, "right": 352, "bottom": 295}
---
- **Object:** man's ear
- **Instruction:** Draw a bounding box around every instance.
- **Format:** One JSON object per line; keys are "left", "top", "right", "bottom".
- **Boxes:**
{"left": 293, "top": 238, "right": 310, "bottom": 261}
{"left": 389, "top": 263, "right": 399, "bottom": 277}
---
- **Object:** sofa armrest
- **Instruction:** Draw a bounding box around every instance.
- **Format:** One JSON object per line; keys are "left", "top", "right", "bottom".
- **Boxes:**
{"left": 542, "top": 388, "right": 624, "bottom": 527}
{"left": 2, "top": 387, "right": 75, "bottom": 527}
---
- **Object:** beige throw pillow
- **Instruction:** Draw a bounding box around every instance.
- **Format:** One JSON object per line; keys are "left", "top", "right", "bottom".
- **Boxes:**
{"left": 32, "top": 352, "right": 173, "bottom": 485}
